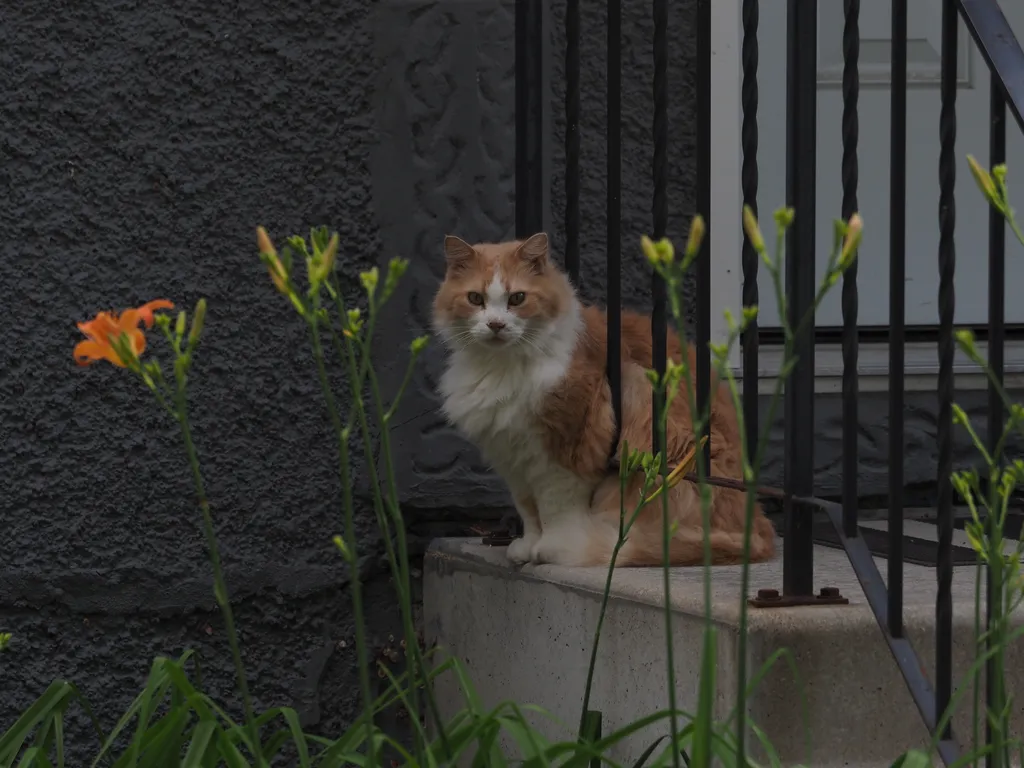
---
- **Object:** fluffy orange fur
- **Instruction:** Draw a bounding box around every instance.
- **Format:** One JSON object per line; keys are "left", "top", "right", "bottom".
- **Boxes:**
{"left": 555, "top": 307, "right": 776, "bottom": 566}
{"left": 433, "top": 234, "right": 776, "bottom": 567}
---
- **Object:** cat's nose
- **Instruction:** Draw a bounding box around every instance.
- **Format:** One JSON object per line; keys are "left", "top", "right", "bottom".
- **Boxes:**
{"left": 487, "top": 320, "right": 506, "bottom": 334}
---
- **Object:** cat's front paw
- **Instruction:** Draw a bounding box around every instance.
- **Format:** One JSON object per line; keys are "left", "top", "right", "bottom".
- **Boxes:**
{"left": 506, "top": 536, "right": 537, "bottom": 564}
{"left": 530, "top": 533, "right": 588, "bottom": 567}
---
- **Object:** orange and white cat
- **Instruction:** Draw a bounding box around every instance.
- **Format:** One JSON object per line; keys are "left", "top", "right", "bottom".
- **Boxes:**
{"left": 432, "top": 232, "right": 776, "bottom": 567}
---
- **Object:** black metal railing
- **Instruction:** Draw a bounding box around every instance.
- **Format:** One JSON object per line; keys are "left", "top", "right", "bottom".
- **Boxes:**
{"left": 515, "top": 0, "right": 1024, "bottom": 764}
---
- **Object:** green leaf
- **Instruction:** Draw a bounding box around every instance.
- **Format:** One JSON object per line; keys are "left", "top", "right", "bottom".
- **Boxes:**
{"left": 891, "top": 749, "right": 933, "bottom": 768}
{"left": 276, "top": 708, "right": 312, "bottom": 768}
{"left": 629, "top": 736, "right": 666, "bottom": 768}
{"left": 0, "top": 681, "right": 76, "bottom": 765}
{"left": 16, "top": 747, "right": 54, "bottom": 768}
{"left": 181, "top": 721, "right": 217, "bottom": 767}
{"left": 216, "top": 732, "right": 252, "bottom": 768}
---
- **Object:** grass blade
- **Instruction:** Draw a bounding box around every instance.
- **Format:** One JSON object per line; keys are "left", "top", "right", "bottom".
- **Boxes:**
{"left": 0, "top": 681, "right": 75, "bottom": 764}
{"left": 182, "top": 721, "right": 217, "bottom": 767}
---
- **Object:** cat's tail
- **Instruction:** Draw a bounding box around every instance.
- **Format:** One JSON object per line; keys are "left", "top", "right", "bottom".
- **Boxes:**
{"left": 589, "top": 476, "right": 777, "bottom": 567}
{"left": 612, "top": 516, "right": 775, "bottom": 567}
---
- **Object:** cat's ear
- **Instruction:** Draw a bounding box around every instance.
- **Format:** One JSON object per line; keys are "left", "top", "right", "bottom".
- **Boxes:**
{"left": 443, "top": 235, "right": 476, "bottom": 273}
{"left": 516, "top": 232, "right": 549, "bottom": 274}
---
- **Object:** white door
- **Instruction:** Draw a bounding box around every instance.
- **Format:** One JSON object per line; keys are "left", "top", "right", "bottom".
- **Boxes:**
{"left": 752, "top": 1, "right": 1024, "bottom": 330}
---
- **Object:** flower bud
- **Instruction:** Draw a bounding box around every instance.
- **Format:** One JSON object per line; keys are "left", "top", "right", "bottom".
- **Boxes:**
{"left": 684, "top": 215, "right": 705, "bottom": 261}
{"left": 773, "top": 207, "right": 795, "bottom": 230}
{"left": 311, "top": 233, "right": 340, "bottom": 286}
{"left": 410, "top": 335, "right": 429, "bottom": 355}
{"left": 258, "top": 227, "right": 289, "bottom": 294}
{"left": 839, "top": 213, "right": 863, "bottom": 269}
{"left": 967, "top": 155, "right": 999, "bottom": 206}
{"left": 954, "top": 328, "right": 976, "bottom": 351}
{"left": 384, "top": 257, "right": 409, "bottom": 300}
{"left": 360, "top": 267, "right": 380, "bottom": 297}
{"left": 189, "top": 298, "right": 207, "bottom": 347}
{"left": 332, "top": 535, "right": 352, "bottom": 562}
{"left": 640, "top": 235, "right": 659, "bottom": 267}
{"left": 743, "top": 206, "right": 765, "bottom": 252}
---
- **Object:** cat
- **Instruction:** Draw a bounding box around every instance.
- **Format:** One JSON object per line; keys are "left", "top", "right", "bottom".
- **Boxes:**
{"left": 432, "top": 231, "right": 776, "bottom": 567}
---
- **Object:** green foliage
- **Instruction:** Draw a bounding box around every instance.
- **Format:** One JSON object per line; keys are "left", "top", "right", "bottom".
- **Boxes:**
{"left": 7, "top": 160, "right": 1024, "bottom": 767}
{"left": 946, "top": 158, "right": 1024, "bottom": 768}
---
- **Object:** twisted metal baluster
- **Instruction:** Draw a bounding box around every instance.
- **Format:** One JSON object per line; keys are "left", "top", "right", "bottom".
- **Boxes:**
{"left": 888, "top": 0, "right": 908, "bottom": 640}
{"left": 565, "top": 0, "right": 580, "bottom": 284}
{"left": 741, "top": 0, "right": 759, "bottom": 457}
{"left": 736, "top": 3, "right": 760, "bottom": 764}
{"left": 936, "top": 0, "right": 957, "bottom": 741}
{"left": 841, "top": 0, "right": 859, "bottom": 539}
{"left": 652, "top": 0, "right": 668, "bottom": 451}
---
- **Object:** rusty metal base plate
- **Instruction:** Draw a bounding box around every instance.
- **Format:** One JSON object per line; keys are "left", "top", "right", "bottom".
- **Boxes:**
{"left": 748, "top": 587, "right": 850, "bottom": 608}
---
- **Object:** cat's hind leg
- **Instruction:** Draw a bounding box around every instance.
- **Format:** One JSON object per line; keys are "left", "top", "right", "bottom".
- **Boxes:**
{"left": 529, "top": 480, "right": 615, "bottom": 566}
{"left": 506, "top": 493, "right": 542, "bottom": 564}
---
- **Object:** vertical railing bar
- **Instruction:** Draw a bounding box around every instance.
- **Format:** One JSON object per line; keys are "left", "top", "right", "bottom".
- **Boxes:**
{"left": 782, "top": 0, "right": 817, "bottom": 597}
{"left": 565, "top": 0, "right": 581, "bottom": 284}
{"left": 985, "top": 77, "right": 1006, "bottom": 768}
{"left": 888, "top": 0, "right": 908, "bottom": 640}
{"left": 652, "top": 0, "right": 669, "bottom": 453}
{"left": 696, "top": 0, "right": 712, "bottom": 467}
{"left": 607, "top": 0, "right": 622, "bottom": 435}
{"left": 841, "top": 0, "right": 860, "bottom": 540}
{"left": 936, "top": 0, "right": 957, "bottom": 741}
{"left": 515, "top": 0, "right": 544, "bottom": 238}
{"left": 741, "top": 0, "right": 760, "bottom": 458}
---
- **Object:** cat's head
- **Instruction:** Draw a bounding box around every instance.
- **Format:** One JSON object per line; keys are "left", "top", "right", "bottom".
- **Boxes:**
{"left": 432, "top": 232, "right": 576, "bottom": 353}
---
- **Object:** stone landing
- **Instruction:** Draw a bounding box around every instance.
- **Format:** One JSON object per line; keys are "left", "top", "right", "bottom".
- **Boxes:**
{"left": 423, "top": 533, "right": 1024, "bottom": 766}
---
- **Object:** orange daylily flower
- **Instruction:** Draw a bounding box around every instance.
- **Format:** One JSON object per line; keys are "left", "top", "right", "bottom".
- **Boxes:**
{"left": 74, "top": 299, "right": 174, "bottom": 368}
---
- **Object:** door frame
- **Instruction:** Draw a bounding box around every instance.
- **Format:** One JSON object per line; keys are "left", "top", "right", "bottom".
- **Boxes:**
{"left": 707, "top": 0, "right": 1024, "bottom": 393}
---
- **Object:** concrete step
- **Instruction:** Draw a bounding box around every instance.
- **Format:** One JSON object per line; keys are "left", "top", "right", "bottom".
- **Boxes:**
{"left": 423, "top": 535, "right": 1024, "bottom": 767}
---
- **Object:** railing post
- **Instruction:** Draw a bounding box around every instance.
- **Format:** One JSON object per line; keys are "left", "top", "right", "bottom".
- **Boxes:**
{"left": 888, "top": 0, "right": 908, "bottom": 640}
{"left": 696, "top": 0, "right": 712, "bottom": 467}
{"left": 564, "top": 0, "right": 580, "bottom": 284}
{"left": 606, "top": 0, "right": 622, "bottom": 435}
{"left": 986, "top": 51, "right": 1007, "bottom": 768}
{"left": 740, "top": 0, "right": 759, "bottom": 457}
{"left": 840, "top": 0, "right": 860, "bottom": 541}
{"left": 515, "top": 0, "right": 544, "bottom": 239}
{"left": 651, "top": 0, "right": 668, "bottom": 451}
{"left": 782, "top": 0, "right": 816, "bottom": 598}
{"left": 936, "top": 0, "right": 957, "bottom": 742}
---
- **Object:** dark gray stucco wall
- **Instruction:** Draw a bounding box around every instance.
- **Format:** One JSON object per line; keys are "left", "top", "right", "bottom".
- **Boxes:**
{"left": 1, "top": 0, "right": 699, "bottom": 758}
{"left": 2, "top": 0, "right": 393, "bottom": 755}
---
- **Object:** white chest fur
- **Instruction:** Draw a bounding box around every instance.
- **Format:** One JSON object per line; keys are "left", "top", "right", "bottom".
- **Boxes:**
{"left": 437, "top": 302, "right": 583, "bottom": 496}
{"left": 439, "top": 348, "right": 563, "bottom": 479}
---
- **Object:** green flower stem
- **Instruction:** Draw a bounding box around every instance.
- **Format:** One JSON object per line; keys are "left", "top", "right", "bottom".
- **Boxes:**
{"left": 655, "top": 393, "right": 682, "bottom": 768}
{"left": 307, "top": 315, "right": 375, "bottom": 768}
{"left": 172, "top": 383, "right": 262, "bottom": 766}
{"left": 578, "top": 462, "right": 655, "bottom": 737}
{"left": 657, "top": 260, "right": 714, "bottom": 768}
{"left": 360, "top": 340, "right": 450, "bottom": 753}
{"left": 722, "top": 357, "right": 786, "bottom": 765}
{"left": 973, "top": 558, "right": 983, "bottom": 762}
{"left": 326, "top": 287, "right": 446, "bottom": 756}
{"left": 332, "top": 332, "right": 423, "bottom": 746}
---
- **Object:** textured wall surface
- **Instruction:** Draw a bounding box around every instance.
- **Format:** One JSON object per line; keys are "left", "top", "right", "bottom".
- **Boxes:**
{"left": 0, "top": 0, "right": 699, "bottom": 758}
{"left": 0, "top": 0, "right": 394, "bottom": 754}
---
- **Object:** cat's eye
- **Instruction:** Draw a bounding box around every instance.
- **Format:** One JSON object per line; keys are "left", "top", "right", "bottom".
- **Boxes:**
{"left": 508, "top": 292, "right": 526, "bottom": 307}
{"left": 467, "top": 291, "right": 485, "bottom": 306}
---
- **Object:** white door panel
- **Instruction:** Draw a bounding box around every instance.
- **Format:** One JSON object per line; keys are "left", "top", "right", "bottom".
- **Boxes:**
{"left": 754, "top": 0, "right": 1024, "bottom": 329}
